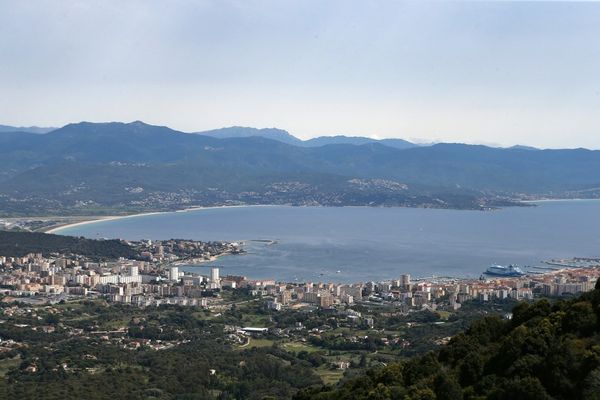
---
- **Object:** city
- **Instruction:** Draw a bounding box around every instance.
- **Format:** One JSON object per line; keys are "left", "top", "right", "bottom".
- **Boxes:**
{"left": 1, "top": 238, "right": 597, "bottom": 313}
{"left": 1, "top": 238, "right": 599, "bottom": 397}
{"left": 2, "top": 0, "right": 600, "bottom": 398}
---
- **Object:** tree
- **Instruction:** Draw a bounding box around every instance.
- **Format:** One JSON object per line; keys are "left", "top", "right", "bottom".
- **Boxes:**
{"left": 367, "top": 383, "right": 392, "bottom": 400}
{"left": 583, "top": 368, "right": 600, "bottom": 400}
{"left": 433, "top": 373, "right": 462, "bottom": 400}
{"left": 403, "top": 352, "right": 440, "bottom": 386}
{"left": 512, "top": 300, "right": 551, "bottom": 327}
{"left": 359, "top": 354, "right": 368, "bottom": 368}
{"left": 459, "top": 352, "right": 484, "bottom": 387}
{"left": 562, "top": 301, "right": 597, "bottom": 336}
{"left": 488, "top": 377, "right": 552, "bottom": 400}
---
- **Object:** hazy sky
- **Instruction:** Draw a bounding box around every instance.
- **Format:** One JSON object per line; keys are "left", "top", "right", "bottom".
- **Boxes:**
{"left": 1, "top": 0, "right": 600, "bottom": 148}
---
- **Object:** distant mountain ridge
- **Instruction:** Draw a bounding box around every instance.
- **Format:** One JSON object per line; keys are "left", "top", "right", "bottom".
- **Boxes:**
{"left": 0, "top": 120, "right": 596, "bottom": 216}
{"left": 196, "top": 126, "right": 541, "bottom": 151}
{"left": 195, "top": 126, "right": 418, "bottom": 149}
{"left": 1, "top": 122, "right": 536, "bottom": 151}
{"left": 196, "top": 126, "right": 303, "bottom": 145}
{"left": 0, "top": 124, "right": 56, "bottom": 134}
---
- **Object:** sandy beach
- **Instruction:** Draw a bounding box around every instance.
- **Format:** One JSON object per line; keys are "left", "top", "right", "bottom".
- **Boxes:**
{"left": 45, "top": 212, "right": 164, "bottom": 234}
{"left": 45, "top": 204, "right": 272, "bottom": 234}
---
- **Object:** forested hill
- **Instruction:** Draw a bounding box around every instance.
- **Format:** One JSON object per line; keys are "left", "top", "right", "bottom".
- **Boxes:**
{"left": 0, "top": 231, "right": 135, "bottom": 259}
{"left": 295, "top": 282, "right": 600, "bottom": 400}
{"left": 1, "top": 121, "right": 600, "bottom": 215}
{"left": 1, "top": 121, "right": 599, "bottom": 194}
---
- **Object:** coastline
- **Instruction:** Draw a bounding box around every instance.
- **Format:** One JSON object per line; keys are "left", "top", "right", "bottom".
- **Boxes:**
{"left": 45, "top": 212, "right": 163, "bottom": 234}
{"left": 39, "top": 198, "right": 600, "bottom": 235}
{"left": 521, "top": 198, "right": 600, "bottom": 203}
{"left": 172, "top": 250, "right": 239, "bottom": 267}
{"left": 45, "top": 204, "right": 275, "bottom": 234}
{"left": 44, "top": 202, "right": 478, "bottom": 235}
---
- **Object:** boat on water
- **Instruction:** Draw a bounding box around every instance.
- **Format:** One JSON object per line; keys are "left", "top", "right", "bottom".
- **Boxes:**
{"left": 485, "top": 264, "right": 526, "bottom": 277}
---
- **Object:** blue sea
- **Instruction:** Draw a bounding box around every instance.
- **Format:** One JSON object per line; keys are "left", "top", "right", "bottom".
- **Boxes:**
{"left": 55, "top": 201, "right": 600, "bottom": 283}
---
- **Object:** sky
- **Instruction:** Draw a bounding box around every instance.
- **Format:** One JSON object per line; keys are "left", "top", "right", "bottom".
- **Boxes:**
{"left": 1, "top": 0, "right": 600, "bottom": 148}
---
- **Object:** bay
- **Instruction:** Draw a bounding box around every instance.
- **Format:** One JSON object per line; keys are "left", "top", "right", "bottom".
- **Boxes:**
{"left": 55, "top": 200, "right": 600, "bottom": 283}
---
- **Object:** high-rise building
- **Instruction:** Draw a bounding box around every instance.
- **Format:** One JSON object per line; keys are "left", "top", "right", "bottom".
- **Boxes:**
{"left": 340, "top": 285, "right": 363, "bottom": 301}
{"left": 319, "top": 292, "right": 334, "bottom": 308}
{"left": 400, "top": 274, "right": 411, "bottom": 291}
{"left": 169, "top": 266, "right": 179, "bottom": 281}
{"left": 278, "top": 290, "right": 292, "bottom": 305}
{"left": 210, "top": 267, "right": 220, "bottom": 283}
{"left": 302, "top": 292, "right": 318, "bottom": 303}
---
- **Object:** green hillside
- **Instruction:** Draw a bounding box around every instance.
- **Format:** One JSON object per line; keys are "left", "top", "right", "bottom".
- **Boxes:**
{"left": 0, "top": 231, "right": 136, "bottom": 259}
{"left": 2, "top": 121, "right": 600, "bottom": 215}
{"left": 295, "top": 283, "right": 600, "bottom": 400}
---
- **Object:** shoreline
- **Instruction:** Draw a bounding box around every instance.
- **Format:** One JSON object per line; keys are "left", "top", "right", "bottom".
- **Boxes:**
{"left": 521, "top": 198, "right": 600, "bottom": 203}
{"left": 45, "top": 204, "right": 275, "bottom": 234}
{"left": 38, "top": 198, "right": 600, "bottom": 235}
{"left": 172, "top": 250, "right": 238, "bottom": 267}
{"left": 45, "top": 213, "right": 163, "bottom": 234}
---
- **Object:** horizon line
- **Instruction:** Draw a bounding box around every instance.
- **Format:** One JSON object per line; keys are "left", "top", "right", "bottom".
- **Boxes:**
{"left": 1, "top": 119, "right": 597, "bottom": 151}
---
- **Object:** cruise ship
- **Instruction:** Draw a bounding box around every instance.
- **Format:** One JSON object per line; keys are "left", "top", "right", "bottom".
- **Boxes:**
{"left": 485, "top": 264, "right": 526, "bottom": 277}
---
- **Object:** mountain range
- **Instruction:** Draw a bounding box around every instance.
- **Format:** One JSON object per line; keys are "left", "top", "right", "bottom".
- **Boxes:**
{"left": 0, "top": 121, "right": 598, "bottom": 216}
{"left": 0, "top": 123, "right": 420, "bottom": 149}
{"left": 0, "top": 122, "right": 538, "bottom": 151}
{"left": 195, "top": 126, "right": 418, "bottom": 149}
{"left": 0, "top": 124, "right": 56, "bottom": 134}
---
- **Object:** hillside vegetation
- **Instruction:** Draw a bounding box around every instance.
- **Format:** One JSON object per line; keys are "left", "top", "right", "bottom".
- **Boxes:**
{"left": 1, "top": 121, "right": 600, "bottom": 215}
{"left": 0, "top": 231, "right": 136, "bottom": 259}
{"left": 295, "top": 282, "right": 600, "bottom": 400}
